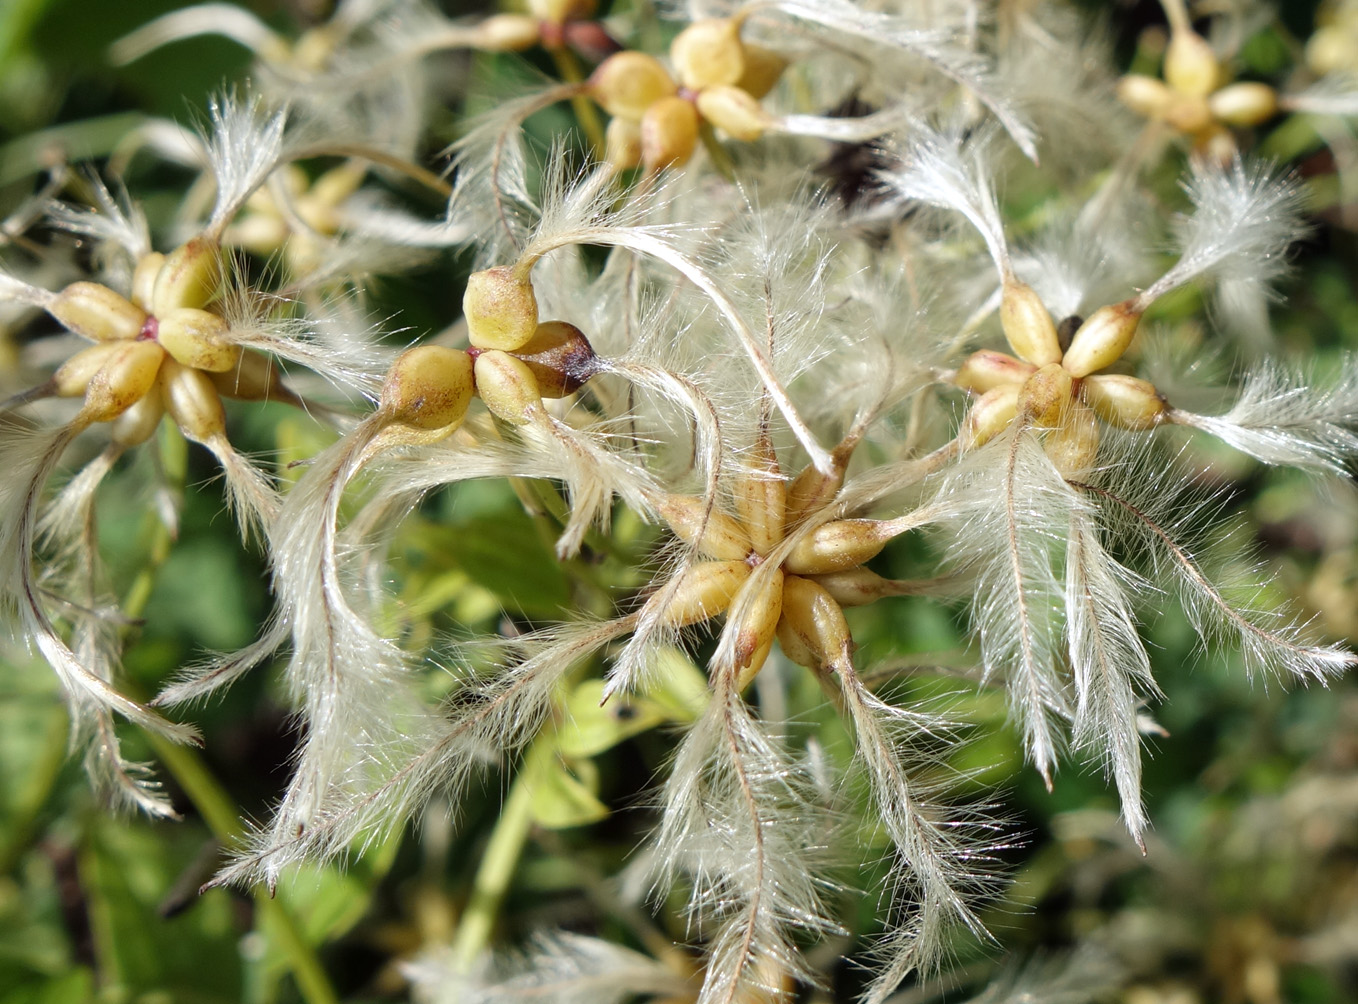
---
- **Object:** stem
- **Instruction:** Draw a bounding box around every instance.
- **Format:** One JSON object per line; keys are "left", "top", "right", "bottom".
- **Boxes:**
{"left": 549, "top": 46, "right": 606, "bottom": 158}
{"left": 146, "top": 733, "right": 340, "bottom": 1004}
{"left": 287, "top": 142, "right": 454, "bottom": 197}
{"left": 121, "top": 424, "right": 187, "bottom": 621}
{"left": 448, "top": 744, "right": 541, "bottom": 972}
{"left": 116, "top": 426, "right": 337, "bottom": 1004}
{"left": 1158, "top": 0, "right": 1191, "bottom": 36}
{"left": 699, "top": 121, "right": 736, "bottom": 182}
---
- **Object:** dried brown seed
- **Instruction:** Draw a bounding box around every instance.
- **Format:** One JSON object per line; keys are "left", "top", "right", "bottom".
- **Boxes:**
{"left": 736, "top": 45, "right": 786, "bottom": 99}
{"left": 153, "top": 237, "right": 222, "bottom": 314}
{"left": 131, "top": 253, "right": 165, "bottom": 311}
{"left": 53, "top": 343, "right": 124, "bottom": 397}
{"left": 472, "top": 14, "right": 541, "bottom": 51}
{"left": 1043, "top": 399, "right": 1100, "bottom": 476}
{"left": 695, "top": 85, "right": 770, "bottom": 142}
{"left": 733, "top": 566, "right": 783, "bottom": 680}
{"left": 732, "top": 427, "right": 786, "bottom": 554}
{"left": 1000, "top": 280, "right": 1062, "bottom": 366}
{"left": 1117, "top": 74, "right": 1174, "bottom": 118}
{"left": 784, "top": 518, "right": 903, "bottom": 576}
{"left": 670, "top": 19, "right": 746, "bottom": 91}
{"left": 110, "top": 393, "right": 165, "bottom": 447}
{"left": 1208, "top": 82, "right": 1278, "bottom": 126}
{"left": 960, "top": 383, "right": 1021, "bottom": 449}
{"left": 1164, "top": 27, "right": 1221, "bottom": 99}
{"left": 160, "top": 359, "right": 228, "bottom": 442}
{"left": 1061, "top": 299, "right": 1142, "bottom": 378}
{"left": 156, "top": 307, "right": 242, "bottom": 373}
{"left": 473, "top": 349, "right": 542, "bottom": 425}
{"left": 81, "top": 340, "right": 166, "bottom": 422}
{"left": 589, "top": 52, "right": 676, "bottom": 119}
{"left": 649, "top": 560, "right": 752, "bottom": 628}
{"left": 1018, "top": 363, "right": 1074, "bottom": 429}
{"left": 508, "top": 321, "right": 600, "bottom": 398}
{"left": 640, "top": 96, "right": 700, "bottom": 172}
{"left": 1081, "top": 373, "right": 1166, "bottom": 430}
{"left": 776, "top": 575, "right": 852, "bottom": 671}
{"left": 208, "top": 350, "right": 283, "bottom": 402}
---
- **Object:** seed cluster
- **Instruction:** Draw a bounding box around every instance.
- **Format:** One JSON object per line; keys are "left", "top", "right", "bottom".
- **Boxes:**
{"left": 43, "top": 239, "right": 282, "bottom": 447}
{"left": 588, "top": 16, "right": 785, "bottom": 172}
{"left": 650, "top": 426, "right": 917, "bottom": 690}
{"left": 1118, "top": 14, "right": 1278, "bottom": 158}
{"left": 3, "top": 2, "right": 1356, "bottom": 1000}
{"left": 955, "top": 281, "right": 1165, "bottom": 473}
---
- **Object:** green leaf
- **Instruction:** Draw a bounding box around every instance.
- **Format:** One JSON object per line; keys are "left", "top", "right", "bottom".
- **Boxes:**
{"left": 271, "top": 831, "right": 403, "bottom": 948}
{"left": 0, "top": 966, "right": 94, "bottom": 1004}
{"left": 143, "top": 539, "right": 258, "bottom": 650}
{"left": 406, "top": 512, "right": 571, "bottom": 619}
{"left": 641, "top": 646, "right": 710, "bottom": 723}
{"left": 556, "top": 679, "right": 667, "bottom": 758}
{"left": 81, "top": 818, "right": 242, "bottom": 1003}
{"left": 527, "top": 755, "right": 609, "bottom": 829}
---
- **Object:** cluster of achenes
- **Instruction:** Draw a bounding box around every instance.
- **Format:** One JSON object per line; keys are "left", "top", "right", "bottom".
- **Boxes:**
{"left": 3, "top": 0, "right": 1358, "bottom": 1000}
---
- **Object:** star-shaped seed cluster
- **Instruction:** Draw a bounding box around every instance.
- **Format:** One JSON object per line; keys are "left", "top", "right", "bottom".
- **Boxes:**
{"left": 42, "top": 238, "right": 286, "bottom": 448}
{"left": 648, "top": 429, "right": 919, "bottom": 686}
{"left": 953, "top": 280, "right": 1169, "bottom": 474}
{"left": 1117, "top": 15, "right": 1278, "bottom": 160}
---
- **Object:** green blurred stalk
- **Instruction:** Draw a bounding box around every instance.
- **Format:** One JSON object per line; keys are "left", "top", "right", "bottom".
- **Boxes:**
{"left": 124, "top": 426, "right": 339, "bottom": 1004}
{"left": 145, "top": 734, "right": 340, "bottom": 1004}
{"left": 447, "top": 743, "right": 542, "bottom": 973}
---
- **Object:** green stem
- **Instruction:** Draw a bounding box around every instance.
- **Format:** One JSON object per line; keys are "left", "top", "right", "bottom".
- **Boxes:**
{"left": 448, "top": 743, "right": 543, "bottom": 972}
{"left": 146, "top": 733, "right": 340, "bottom": 1004}
{"left": 699, "top": 122, "right": 736, "bottom": 182}
{"left": 122, "top": 423, "right": 187, "bottom": 622}
{"left": 0, "top": 112, "right": 146, "bottom": 187}
{"left": 120, "top": 426, "right": 337, "bottom": 1004}
{"left": 550, "top": 46, "right": 606, "bottom": 158}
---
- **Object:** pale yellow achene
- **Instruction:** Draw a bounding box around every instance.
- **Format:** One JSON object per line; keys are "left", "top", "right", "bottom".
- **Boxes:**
{"left": 957, "top": 287, "right": 1162, "bottom": 470}
{"left": 649, "top": 429, "right": 922, "bottom": 687}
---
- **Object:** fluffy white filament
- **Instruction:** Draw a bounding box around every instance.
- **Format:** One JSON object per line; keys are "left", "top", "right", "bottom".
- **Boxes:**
{"left": 1168, "top": 359, "right": 1358, "bottom": 475}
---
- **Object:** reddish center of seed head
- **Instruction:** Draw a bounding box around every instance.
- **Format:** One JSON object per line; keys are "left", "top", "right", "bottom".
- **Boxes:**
{"left": 562, "top": 20, "right": 621, "bottom": 58}
{"left": 678, "top": 86, "right": 700, "bottom": 103}
{"left": 539, "top": 20, "right": 565, "bottom": 49}
{"left": 137, "top": 315, "right": 159, "bottom": 341}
